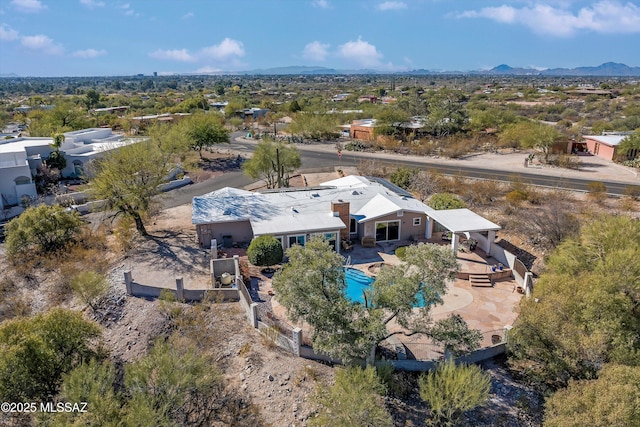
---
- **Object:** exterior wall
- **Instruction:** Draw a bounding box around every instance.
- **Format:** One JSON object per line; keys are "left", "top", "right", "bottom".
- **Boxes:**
{"left": 350, "top": 125, "right": 375, "bottom": 141}
{"left": 361, "top": 211, "right": 427, "bottom": 242}
{"left": 0, "top": 153, "right": 36, "bottom": 206}
{"left": 196, "top": 220, "right": 253, "bottom": 248}
{"left": 585, "top": 137, "right": 616, "bottom": 161}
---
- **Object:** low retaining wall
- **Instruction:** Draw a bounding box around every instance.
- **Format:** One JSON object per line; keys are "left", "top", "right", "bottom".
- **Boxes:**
{"left": 382, "top": 343, "right": 507, "bottom": 372}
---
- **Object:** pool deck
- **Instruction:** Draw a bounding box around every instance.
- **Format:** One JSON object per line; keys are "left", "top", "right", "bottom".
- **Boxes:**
{"left": 262, "top": 239, "right": 523, "bottom": 358}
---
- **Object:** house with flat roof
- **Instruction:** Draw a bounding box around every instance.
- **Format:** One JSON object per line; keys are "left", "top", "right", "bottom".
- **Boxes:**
{"left": 192, "top": 175, "right": 434, "bottom": 252}
{"left": 582, "top": 133, "right": 636, "bottom": 161}
{"left": 0, "top": 128, "right": 139, "bottom": 209}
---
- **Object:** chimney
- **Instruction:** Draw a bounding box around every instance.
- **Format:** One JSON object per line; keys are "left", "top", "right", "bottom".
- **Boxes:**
{"left": 331, "top": 200, "right": 350, "bottom": 240}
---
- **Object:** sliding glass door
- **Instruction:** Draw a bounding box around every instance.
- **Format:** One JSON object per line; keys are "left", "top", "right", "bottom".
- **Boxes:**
{"left": 375, "top": 220, "right": 400, "bottom": 242}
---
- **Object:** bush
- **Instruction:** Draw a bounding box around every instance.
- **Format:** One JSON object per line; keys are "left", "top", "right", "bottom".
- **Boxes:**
{"left": 4, "top": 204, "right": 83, "bottom": 262}
{"left": 428, "top": 193, "right": 466, "bottom": 210}
{"left": 246, "top": 235, "right": 283, "bottom": 268}
{"left": 390, "top": 167, "right": 418, "bottom": 190}
{"left": 310, "top": 366, "right": 392, "bottom": 427}
{"left": 506, "top": 189, "right": 529, "bottom": 207}
{"left": 586, "top": 181, "right": 607, "bottom": 204}
{"left": 419, "top": 358, "right": 490, "bottom": 426}
{"left": 395, "top": 246, "right": 408, "bottom": 260}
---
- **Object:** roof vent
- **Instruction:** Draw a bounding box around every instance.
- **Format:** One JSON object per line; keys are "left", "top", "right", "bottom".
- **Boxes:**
{"left": 352, "top": 190, "right": 359, "bottom": 195}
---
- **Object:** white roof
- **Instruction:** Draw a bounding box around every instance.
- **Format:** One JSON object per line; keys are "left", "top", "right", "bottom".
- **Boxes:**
{"left": 192, "top": 176, "right": 435, "bottom": 236}
{"left": 0, "top": 137, "right": 51, "bottom": 154}
{"left": 583, "top": 135, "right": 628, "bottom": 146}
{"left": 426, "top": 209, "right": 501, "bottom": 233}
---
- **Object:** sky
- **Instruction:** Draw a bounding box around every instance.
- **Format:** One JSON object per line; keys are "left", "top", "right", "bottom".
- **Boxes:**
{"left": 0, "top": 0, "right": 639, "bottom": 77}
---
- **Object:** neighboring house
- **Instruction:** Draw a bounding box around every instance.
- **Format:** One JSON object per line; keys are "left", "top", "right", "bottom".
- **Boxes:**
{"left": 193, "top": 175, "right": 433, "bottom": 252}
{"left": 0, "top": 128, "right": 138, "bottom": 208}
{"left": 350, "top": 119, "right": 376, "bottom": 141}
{"left": 582, "top": 133, "right": 634, "bottom": 161}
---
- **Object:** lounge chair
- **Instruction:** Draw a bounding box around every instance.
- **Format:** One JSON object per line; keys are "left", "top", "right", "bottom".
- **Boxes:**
{"left": 361, "top": 236, "right": 376, "bottom": 248}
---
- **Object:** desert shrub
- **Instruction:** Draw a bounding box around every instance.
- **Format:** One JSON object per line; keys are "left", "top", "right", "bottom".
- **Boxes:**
{"left": 623, "top": 185, "right": 640, "bottom": 200}
{"left": 428, "top": 193, "right": 467, "bottom": 210}
{"left": 357, "top": 159, "right": 388, "bottom": 177}
{"left": 113, "top": 216, "right": 136, "bottom": 253}
{"left": 419, "top": 358, "right": 490, "bottom": 426}
{"left": 439, "top": 137, "right": 472, "bottom": 158}
{"left": 0, "top": 308, "right": 103, "bottom": 401}
{"left": 506, "top": 189, "right": 529, "bottom": 207}
{"left": 5, "top": 204, "right": 83, "bottom": 262}
{"left": 586, "top": 181, "right": 607, "bottom": 204}
{"left": 543, "top": 364, "right": 640, "bottom": 427}
{"left": 548, "top": 154, "right": 582, "bottom": 169}
{"left": 70, "top": 271, "right": 109, "bottom": 312}
{"left": 390, "top": 167, "right": 419, "bottom": 190}
{"left": 310, "top": 366, "right": 392, "bottom": 427}
{"left": 410, "top": 169, "right": 448, "bottom": 200}
{"left": 247, "top": 235, "right": 283, "bottom": 268}
{"left": 395, "top": 246, "right": 408, "bottom": 260}
{"left": 463, "top": 179, "right": 504, "bottom": 207}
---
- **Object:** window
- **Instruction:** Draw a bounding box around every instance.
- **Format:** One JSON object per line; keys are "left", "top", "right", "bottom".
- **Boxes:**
{"left": 413, "top": 217, "right": 421, "bottom": 226}
{"left": 14, "top": 176, "right": 31, "bottom": 185}
{"left": 375, "top": 220, "right": 400, "bottom": 242}
{"left": 349, "top": 218, "right": 358, "bottom": 234}
{"left": 288, "top": 235, "right": 305, "bottom": 247}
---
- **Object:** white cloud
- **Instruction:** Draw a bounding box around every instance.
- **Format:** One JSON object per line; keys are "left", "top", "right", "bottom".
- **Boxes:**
{"left": 458, "top": 1, "right": 640, "bottom": 36}
{"left": 149, "top": 48, "right": 196, "bottom": 62}
{"left": 72, "top": 48, "right": 106, "bottom": 58}
{"left": 200, "top": 38, "right": 245, "bottom": 60}
{"left": 21, "top": 34, "right": 63, "bottom": 54}
{"left": 11, "top": 0, "right": 46, "bottom": 13}
{"left": 302, "top": 41, "right": 330, "bottom": 62}
{"left": 119, "top": 3, "right": 138, "bottom": 17}
{"left": 377, "top": 1, "right": 407, "bottom": 11}
{"left": 182, "top": 12, "right": 194, "bottom": 19}
{"left": 338, "top": 37, "right": 383, "bottom": 67}
{"left": 0, "top": 24, "right": 19, "bottom": 41}
{"left": 79, "top": 0, "right": 105, "bottom": 8}
{"left": 312, "top": 0, "right": 330, "bottom": 9}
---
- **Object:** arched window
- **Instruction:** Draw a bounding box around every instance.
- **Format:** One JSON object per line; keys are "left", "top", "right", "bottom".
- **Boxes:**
{"left": 14, "top": 176, "right": 31, "bottom": 185}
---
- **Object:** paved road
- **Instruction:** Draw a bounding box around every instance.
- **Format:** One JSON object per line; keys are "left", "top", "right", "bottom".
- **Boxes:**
{"left": 227, "top": 135, "right": 638, "bottom": 196}
{"left": 155, "top": 133, "right": 638, "bottom": 210}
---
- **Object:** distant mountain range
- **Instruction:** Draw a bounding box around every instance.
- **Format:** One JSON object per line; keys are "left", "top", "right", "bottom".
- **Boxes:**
{"left": 2, "top": 63, "right": 639, "bottom": 78}
{"left": 238, "top": 62, "right": 640, "bottom": 77}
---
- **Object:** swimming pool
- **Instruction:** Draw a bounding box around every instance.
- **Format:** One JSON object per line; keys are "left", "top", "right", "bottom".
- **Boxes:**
{"left": 344, "top": 268, "right": 375, "bottom": 304}
{"left": 344, "top": 268, "right": 427, "bottom": 307}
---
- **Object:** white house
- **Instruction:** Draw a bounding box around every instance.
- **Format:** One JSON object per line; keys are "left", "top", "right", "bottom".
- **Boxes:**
{"left": 192, "top": 175, "right": 502, "bottom": 257}
{"left": 0, "top": 128, "right": 138, "bottom": 209}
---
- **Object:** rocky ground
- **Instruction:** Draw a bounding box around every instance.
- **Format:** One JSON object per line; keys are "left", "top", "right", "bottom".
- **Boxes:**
{"left": 87, "top": 204, "right": 544, "bottom": 427}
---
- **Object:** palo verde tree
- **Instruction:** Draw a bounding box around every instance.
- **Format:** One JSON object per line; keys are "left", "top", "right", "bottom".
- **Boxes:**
{"left": 242, "top": 139, "right": 301, "bottom": 189}
{"left": 499, "top": 120, "right": 563, "bottom": 162}
{"left": 89, "top": 140, "right": 171, "bottom": 236}
{"left": 180, "top": 112, "right": 229, "bottom": 159}
{"left": 272, "top": 237, "right": 477, "bottom": 363}
{"left": 508, "top": 214, "right": 640, "bottom": 390}
{"left": 4, "top": 204, "right": 83, "bottom": 261}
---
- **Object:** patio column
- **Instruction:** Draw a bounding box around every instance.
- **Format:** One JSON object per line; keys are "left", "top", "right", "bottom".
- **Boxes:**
{"left": 425, "top": 217, "right": 432, "bottom": 239}
{"left": 485, "top": 230, "right": 496, "bottom": 255}
{"left": 451, "top": 233, "right": 459, "bottom": 254}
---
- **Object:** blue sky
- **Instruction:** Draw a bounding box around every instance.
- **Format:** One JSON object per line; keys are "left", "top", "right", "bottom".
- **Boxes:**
{"left": 1, "top": 0, "right": 639, "bottom": 77}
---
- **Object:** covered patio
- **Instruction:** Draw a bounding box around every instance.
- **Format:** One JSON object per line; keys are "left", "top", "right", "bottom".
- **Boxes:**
{"left": 425, "top": 209, "right": 501, "bottom": 256}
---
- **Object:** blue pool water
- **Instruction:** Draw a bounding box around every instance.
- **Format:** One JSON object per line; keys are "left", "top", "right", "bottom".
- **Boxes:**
{"left": 344, "top": 268, "right": 375, "bottom": 304}
{"left": 344, "top": 268, "right": 427, "bottom": 307}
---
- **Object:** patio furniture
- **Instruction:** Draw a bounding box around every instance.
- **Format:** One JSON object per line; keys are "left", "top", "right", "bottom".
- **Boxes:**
{"left": 361, "top": 236, "right": 376, "bottom": 248}
{"left": 341, "top": 240, "right": 354, "bottom": 252}
{"left": 441, "top": 231, "right": 452, "bottom": 241}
